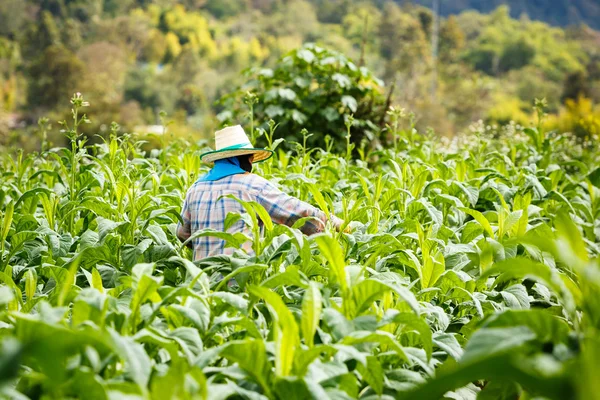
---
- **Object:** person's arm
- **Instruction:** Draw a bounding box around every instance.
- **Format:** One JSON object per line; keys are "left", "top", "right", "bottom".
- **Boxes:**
{"left": 177, "top": 196, "right": 193, "bottom": 247}
{"left": 255, "top": 179, "right": 344, "bottom": 235}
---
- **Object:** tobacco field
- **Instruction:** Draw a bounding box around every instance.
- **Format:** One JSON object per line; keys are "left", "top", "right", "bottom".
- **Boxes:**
{"left": 0, "top": 96, "right": 600, "bottom": 400}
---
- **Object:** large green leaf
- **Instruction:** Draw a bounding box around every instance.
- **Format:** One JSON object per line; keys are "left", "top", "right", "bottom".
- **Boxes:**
{"left": 109, "top": 329, "right": 152, "bottom": 392}
{"left": 398, "top": 327, "right": 571, "bottom": 400}
{"left": 357, "top": 356, "right": 384, "bottom": 396}
{"left": 482, "top": 310, "right": 570, "bottom": 344}
{"left": 383, "top": 311, "right": 433, "bottom": 360}
{"left": 220, "top": 339, "right": 272, "bottom": 395}
{"left": 0, "top": 338, "right": 21, "bottom": 386}
{"left": 341, "top": 330, "right": 407, "bottom": 361}
{"left": 554, "top": 209, "right": 589, "bottom": 268}
{"left": 461, "top": 326, "right": 536, "bottom": 363}
{"left": 301, "top": 281, "right": 322, "bottom": 348}
{"left": 370, "top": 273, "right": 420, "bottom": 314}
{"left": 421, "top": 250, "right": 445, "bottom": 289}
{"left": 587, "top": 167, "right": 600, "bottom": 189}
{"left": 351, "top": 279, "right": 393, "bottom": 317}
{"left": 315, "top": 235, "right": 348, "bottom": 293}
{"left": 459, "top": 208, "right": 494, "bottom": 237}
{"left": 130, "top": 273, "right": 162, "bottom": 329}
{"left": 249, "top": 286, "right": 300, "bottom": 377}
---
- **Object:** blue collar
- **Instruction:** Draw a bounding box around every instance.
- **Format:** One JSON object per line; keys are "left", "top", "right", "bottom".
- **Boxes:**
{"left": 197, "top": 157, "right": 246, "bottom": 182}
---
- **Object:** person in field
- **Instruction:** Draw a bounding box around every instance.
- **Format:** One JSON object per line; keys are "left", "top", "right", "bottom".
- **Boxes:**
{"left": 177, "top": 125, "right": 344, "bottom": 260}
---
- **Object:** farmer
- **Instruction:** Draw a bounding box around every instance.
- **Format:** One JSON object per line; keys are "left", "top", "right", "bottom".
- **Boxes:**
{"left": 177, "top": 125, "right": 345, "bottom": 260}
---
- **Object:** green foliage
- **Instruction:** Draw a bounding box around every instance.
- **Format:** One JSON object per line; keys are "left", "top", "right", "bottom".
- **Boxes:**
{"left": 204, "top": 0, "right": 248, "bottom": 19}
{"left": 0, "top": 94, "right": 599, "bottom": 398}
{"left": 412, "top": 0, "right": 600, "bottom": 30}
{"left": 0, "top": 0, "right": 27, "bottom": 37}
{"left": 27, "top": 45, "right": 85, "bottom": 109}
{"left": 2, "top": 1, "right": 600, "bottom": 145}
{"left": 219, "top": 44, "right": 387, "bottom": 151}
{"left": 545, "top": 96, "right": 600, "bottom": 138}
{"left": 461, "top": 6, "right": 585, "bottom": 80}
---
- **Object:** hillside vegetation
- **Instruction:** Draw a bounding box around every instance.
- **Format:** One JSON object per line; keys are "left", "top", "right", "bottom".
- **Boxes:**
{"left": 410, "top": 0, "right": 600, "bottom": 29}
{"left": 1, "top": 1, "right": 600, "bottom": 150}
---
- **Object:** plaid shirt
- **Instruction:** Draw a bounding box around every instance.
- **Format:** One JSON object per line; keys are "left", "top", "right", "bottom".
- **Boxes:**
{"left": 177, "top": 173, "right": 339, "bottom": 260}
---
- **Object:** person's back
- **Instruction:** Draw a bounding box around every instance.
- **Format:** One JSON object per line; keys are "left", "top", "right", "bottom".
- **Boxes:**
{"left": 177, "top": 125, "right": 345, "bottom": 260}
{"left": 178, "top": 172, "right": 332, "bottom": 260}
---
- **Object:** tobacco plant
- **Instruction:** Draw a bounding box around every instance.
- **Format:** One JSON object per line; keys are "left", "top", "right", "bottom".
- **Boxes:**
{"left": 0, "top": 95, "right": 599, "bottom": 399}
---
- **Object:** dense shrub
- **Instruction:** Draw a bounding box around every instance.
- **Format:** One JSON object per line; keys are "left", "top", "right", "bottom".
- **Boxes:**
{"left": 217, "top": 43, "right": 388, "bottom": 152}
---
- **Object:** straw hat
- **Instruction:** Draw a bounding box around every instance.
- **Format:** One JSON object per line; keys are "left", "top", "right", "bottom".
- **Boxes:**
{"left": 200, "top": 125, "right": 273, "bottom": 164}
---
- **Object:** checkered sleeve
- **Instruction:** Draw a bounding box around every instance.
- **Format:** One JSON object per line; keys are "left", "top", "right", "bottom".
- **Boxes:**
{"left": 177, "top": 193, "right": 192, "bottom": 242}
{"left": 255, "top": 179, "right": 329, "bottom": 235}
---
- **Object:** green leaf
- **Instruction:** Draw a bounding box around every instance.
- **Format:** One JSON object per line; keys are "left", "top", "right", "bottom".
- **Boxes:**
{"left": 130, "top": 274, "right": 162, "bottom": 328}
{"left": 70, "top": 368, "right": 108, "bottom": 400}
{"left": 91, "top": 268, "right": 104, "bottom": 293}
{"left": 169, "top": 301, "right": 210, "bottom": 334}
{"left": 307, "top": 183, "right": 331, "bottom": 219}
{"left": 351, "top": 279, "right": 391, "bottom": 317}
{"left": 371, "top": 273, "right": 420, "bottom": 314}
{"left": 433, "top": 333, "right": 463, "bottom": 360}
{"left": 460, "top": 208, "right": 494, "bottom": 237}
{"left": 0, "top": 338, "right": 22, "bottom": 387}
{"left": 452, "top": 182, "right": 479, "bottom": 207}
{"left": 587, "top": 167, "right": 600, "bottom": 188}
{"left": 502, "top": 210, "right": 523, "bottom": 238}
{"left": 421, "top": 251, "right": 445, "bottom": 289}
{"left": 57, "top": 256, "right": 81, "bottom": 307}
{"left": 481, "top": 257, "right": 562, "bottom": 296}
{"left": 384, "top": 312, "right": 433, "bottom": 360}
{"left": 357, "top": 356, "right": 384, "bottom": 396}
{"left": 9, "top": 231, "right": 38, "bottom": 255}
{"left": 14, "top": 187, "right": 53, "bottom": 208}
{"left": 315, "top": 235, "right": 347, "bottom": 292}
{"left": 249, "top": 286, "right": 300, "bottom": 377}
{"left": 150, "top": 359, "right": 186, "bottom": 400}
{"left": 483, "top": 310, "right": 570, "bottom": 344}
{"left": 180, "top": 228, "right": 248, "bottom": 251}
{"left": 341, "top": 95, "right": 357, "bottom": 113}
{"left": 461, "top": 221, "right": 483, "bottom": 243}
{"left": 301, "top": 281, "right": 322, "bottom": 348}
{"left": 341, "top": 330, "right": 407, "bottom": 361}
{"left": 261, "top": 265, "right": 306, "bottom": 289}
{"left": 1, "top": 201, "right": 14, "bottom": 243}
{"left": 25, "top": 269, "right": 36, "bottom": 301}
{"left": 249, "top": 201, "right": 274, "bottom": 232}
{"left": 220, "top": 339, "right": 272, "bottom": 395}
{"left": 291, "top": 110, "right": 307, "bottom": 124}
{"left": 215, "top": 264, "right": 267, "bottom": 291}
{"left": 461, "top": 327, "right": 536, "bottom": 363}
{"left": 398, "top": 352, "right": 572, "bottom": 400}
{"left": 554, "top": 209, "right": 589, "bottom": 268}
{"left": 476, "top": 380, "right": 520, "bottom": 400}
{"left": 109, "top": 329, "right": 152, "bottom": 392}
{"left": 500, "top": 284, "right": 530, "bottom": 310}
{"left": 211, "top": 292, "right": 249, "bottom": 314}
{"left": 400, "top": 326, "right": 570, "bottom": 399}
{"left": 273, "top": 377, "right": 315, "bottom": 400}
{"left": 265, "top": 105, "right": 285, "bottom": 118}
{"left": 332, "top": 73, "right": 351, "bottom": 88}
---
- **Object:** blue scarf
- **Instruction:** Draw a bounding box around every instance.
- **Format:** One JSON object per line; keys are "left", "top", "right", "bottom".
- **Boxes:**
{"left": 198, "top": 157, "right": 246, "bottom": 182}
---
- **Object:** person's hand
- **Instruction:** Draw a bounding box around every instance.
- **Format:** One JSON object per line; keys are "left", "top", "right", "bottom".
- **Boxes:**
{"left": 344, "top": 221, "right": 362, "bottom": 233}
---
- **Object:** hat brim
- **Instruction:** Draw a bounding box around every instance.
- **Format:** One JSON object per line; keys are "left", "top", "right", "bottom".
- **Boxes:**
{"left": 200, "top": 148, "right": 273, "bottom": 164}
